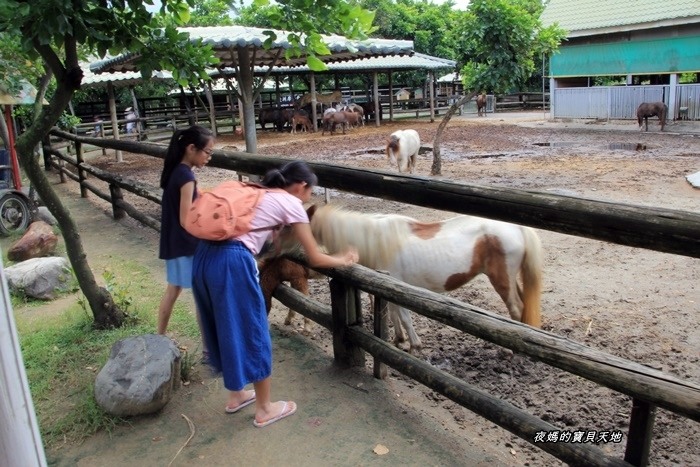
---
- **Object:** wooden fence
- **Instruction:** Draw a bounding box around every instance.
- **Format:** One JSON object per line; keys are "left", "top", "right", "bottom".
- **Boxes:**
{"left": 45, "top": 129, "right": 700, "bottom": 466}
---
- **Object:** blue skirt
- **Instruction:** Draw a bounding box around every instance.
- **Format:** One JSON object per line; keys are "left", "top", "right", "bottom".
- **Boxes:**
{"left": 192, "top": 241, "right": 272, "bottom": 391}
{"left": 165, "top": 256, "right": 194, "bottom": 288}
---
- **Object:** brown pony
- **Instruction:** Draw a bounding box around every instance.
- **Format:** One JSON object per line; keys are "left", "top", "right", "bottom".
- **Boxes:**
{"left": 321, "top": 110, "right": 349, "bottom": 135}
{"left": 637, "top": 102, "right": 667, "bottom": 131}
{"left": 258, "top": 256, "right": 322, "bottom": 333}
{"left": 476, "top": 93, "right": 487, "bottom": 117}
{"left": 291, "top": 112, "right": 312, "bottom": 133}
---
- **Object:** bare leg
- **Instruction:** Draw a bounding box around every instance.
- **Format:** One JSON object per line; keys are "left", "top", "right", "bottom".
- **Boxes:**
{"left": 226, "top": 388, "right": 256, "bottom": 411}
{"left": 252, "top": 377, "right": 296, "bottom": 425}
{"left": 157, "top": 284, "right": 182, "bottom": 335}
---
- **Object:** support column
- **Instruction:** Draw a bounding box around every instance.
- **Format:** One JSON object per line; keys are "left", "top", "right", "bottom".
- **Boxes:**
{"left": 107, "top": 82, "right": 122, "bottom": 162}
{"left": 373, "top": 72, "right": 380, "bottom": 127}
{"left": 668, "top": 73, "right": 678, "bottom": 120}
{"left": 429, "top": 71, "right": 435, "bottom": 122}
{"left": 310, "top": 72, "right": 318, "bottom": 132}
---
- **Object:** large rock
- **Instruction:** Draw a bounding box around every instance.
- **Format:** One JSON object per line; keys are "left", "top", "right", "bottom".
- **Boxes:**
{"left": 94, "top": 335, "right": 181, "bottom": 417}
{"left": 34, "top": 206, "right": 57, "bottom": 225}
{"left": 4, "top": 256, "right": 71, "bottom": 300}
{"left": 7, "top": 221, "right": 58, "bottom": 262}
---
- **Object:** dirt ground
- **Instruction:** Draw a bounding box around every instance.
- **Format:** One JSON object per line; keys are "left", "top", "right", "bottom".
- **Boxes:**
{"left": 57, "top": 112, "right": 699, "bottom": 466}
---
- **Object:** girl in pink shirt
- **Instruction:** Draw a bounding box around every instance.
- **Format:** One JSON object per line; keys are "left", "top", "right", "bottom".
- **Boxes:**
{"left": 192, "top": 161, "right": 358, "bottom": 428}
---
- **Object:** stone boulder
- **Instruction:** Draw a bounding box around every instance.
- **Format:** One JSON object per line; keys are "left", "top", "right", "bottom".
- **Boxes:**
{"left": 4, "top": 256, "right": 72, "bottom": 300}
{"left": 94, "top": 335, "right": 181, "bottom": 417}
{"left": 7, "top": 221, "right": 58, "bottom": 262}
{"left": 34, "top": 206, "right": 58, "bottom": 225}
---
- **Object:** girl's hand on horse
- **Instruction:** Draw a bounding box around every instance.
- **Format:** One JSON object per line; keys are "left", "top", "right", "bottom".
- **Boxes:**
{"left": 337, "top": 248, "right": 359, "bottom": 267}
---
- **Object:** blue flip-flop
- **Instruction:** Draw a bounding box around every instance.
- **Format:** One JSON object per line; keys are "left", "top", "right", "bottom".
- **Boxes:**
{"left": 253, "top": 401, "right": 297, "bottom": 428}
{"left": 225, "top": 392, "right": 256, "bottom": 414}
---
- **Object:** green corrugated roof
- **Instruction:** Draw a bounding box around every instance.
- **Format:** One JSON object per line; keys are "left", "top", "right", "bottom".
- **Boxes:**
{"left": 541, "top": 0, "right": 700, "bottom": 36}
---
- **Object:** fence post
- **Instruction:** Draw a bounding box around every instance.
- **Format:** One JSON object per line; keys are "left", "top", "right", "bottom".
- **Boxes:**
{"left": 372, "top": 293, "right": 388, "bottom": 379}
{"left": 75, "top": 141, "right": 88, "bottom": 198}
{"left": 109, "top": 184, "right": 126, "bottom": 220}
{"left": 624, "top": 399, "right": 656, "bottom": 466}
{"left": 329, "top": 278, "right": 365, "bottom": 367}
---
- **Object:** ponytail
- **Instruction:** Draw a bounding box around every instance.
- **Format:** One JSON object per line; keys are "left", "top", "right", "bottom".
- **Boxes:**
{"left": 160, "top": 125, "right": 213, "bottom": 189}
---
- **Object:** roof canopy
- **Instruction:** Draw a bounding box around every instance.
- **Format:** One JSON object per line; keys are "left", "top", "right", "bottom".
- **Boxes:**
{"left": 209, "top": 52, "right": 455, "bottom": 79}
{"left": 541, "top": 0, "right": 700, "bottom": 37}
{"left": 91, "top": 25, "right": 414, "bottom": 74}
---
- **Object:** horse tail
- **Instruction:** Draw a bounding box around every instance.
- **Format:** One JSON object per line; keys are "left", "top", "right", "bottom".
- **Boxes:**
{"left": 519, "top": 226, "right": 543, "bottom": 328}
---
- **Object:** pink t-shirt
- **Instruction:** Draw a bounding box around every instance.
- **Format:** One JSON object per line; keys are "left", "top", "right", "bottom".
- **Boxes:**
{"left": 237, "top": 191, "right": 308, "bottom": 255}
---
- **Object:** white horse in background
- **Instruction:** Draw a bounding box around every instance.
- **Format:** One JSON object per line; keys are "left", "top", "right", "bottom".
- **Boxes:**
{"left": 386, "top": 129, "right": 420, "bottom": 173}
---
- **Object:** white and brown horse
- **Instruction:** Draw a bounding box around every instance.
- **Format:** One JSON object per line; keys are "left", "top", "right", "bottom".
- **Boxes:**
{"left": 386, "top": 129, "right": 420, "bottom": 174}
{"left": 308, "top": 204, "right": 543, "bottom": 352}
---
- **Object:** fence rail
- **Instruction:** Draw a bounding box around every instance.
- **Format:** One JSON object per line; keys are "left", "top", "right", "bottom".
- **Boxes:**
{"left": 45, "top": 130, "right": 700, "bottom": 466}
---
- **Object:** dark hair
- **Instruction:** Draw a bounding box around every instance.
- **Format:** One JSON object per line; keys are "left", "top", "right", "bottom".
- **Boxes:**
{"left": 261, "top": 161, "right": 318, "bottom": 189}
{"left": 160, "top": 125, "right": 213, "bottom": 189}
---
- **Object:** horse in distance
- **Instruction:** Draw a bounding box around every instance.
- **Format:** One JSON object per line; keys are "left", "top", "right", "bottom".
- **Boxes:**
{"left": 636, "top": 102, "right": 667, "bottom": 131}
{"left": 476, "top": 93, "right": 487, "bottom": 117}
{"left": 386, "top": 129, "right": 420, "bottom": 173}
{"left": 308, "top": 204, "right": 544, "bottom": 353}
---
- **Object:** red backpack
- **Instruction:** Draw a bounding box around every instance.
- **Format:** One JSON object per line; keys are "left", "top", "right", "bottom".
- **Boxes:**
{"left": 184, "top": 181, "right": 283, "bottom": 241}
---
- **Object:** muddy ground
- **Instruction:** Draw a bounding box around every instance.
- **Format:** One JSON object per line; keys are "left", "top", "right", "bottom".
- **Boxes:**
{"left": 84, "top": 113, "right": 699, "bottom": 466}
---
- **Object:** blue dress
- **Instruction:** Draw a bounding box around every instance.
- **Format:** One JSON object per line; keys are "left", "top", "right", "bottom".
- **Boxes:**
{"left": 192, "top": 241, "right": 272, "bottom": 390}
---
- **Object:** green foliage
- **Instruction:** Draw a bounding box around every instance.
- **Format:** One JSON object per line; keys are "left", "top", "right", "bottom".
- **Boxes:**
{"left": 102, "top": 269, "right": 133, "bottom": 316}
{"left": 57, "top": 112, "right": 82, "bottom": 131}
{"left": 235, "top": 0, "right": 376, "bottom": 71}
{"left": 457, "top": 0, "right": 566, "bottom": 95}
{"left": 185, "top": 0, "right": 236, "bottom": 26}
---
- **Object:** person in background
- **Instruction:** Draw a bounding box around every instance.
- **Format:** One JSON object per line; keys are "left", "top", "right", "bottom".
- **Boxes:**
{"left": 91, "top": 115, "right": 103, "bottom": 136}
{"left": 125, "top": 107, "right": 137, "bottom": 134}
{"left": 158, "top": 125, "right": 213, "bottom": 359}
{"left": 192, "top": 160, "right": 358, "bottom": 428}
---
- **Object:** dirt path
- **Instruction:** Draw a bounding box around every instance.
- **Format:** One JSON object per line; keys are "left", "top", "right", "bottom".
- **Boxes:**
{"left": 39, "top": 112, "right": 700, "bottom": 466}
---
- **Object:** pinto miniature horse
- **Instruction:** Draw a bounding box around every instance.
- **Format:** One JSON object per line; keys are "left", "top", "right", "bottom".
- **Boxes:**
{"left": 308, "top": 204, "right": 543, "bottom": 353}
{"left": 386, "top": 129, "right": 420, "bottom": 173}
{"left": 476, "top": 93, "right": 487, "bottom": 117}
{"left": 636, "top": 102, "right": 667, "bottom": 131}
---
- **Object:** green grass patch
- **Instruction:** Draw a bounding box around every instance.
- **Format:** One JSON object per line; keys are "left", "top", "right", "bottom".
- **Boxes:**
{"left": 14, "top": 257, "right": 202, "bottom": 449}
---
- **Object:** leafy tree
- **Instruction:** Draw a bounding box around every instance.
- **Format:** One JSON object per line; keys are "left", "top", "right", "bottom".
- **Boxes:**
{"left": 0, "top": 0, "right": 377, "bottom": 328}
{"left": 0, "top": 0, "right": 218, "bottom": 328}
{"left": 186, "top": 0, "right": 236, "bottom": 26}
{"left": 431, "top": 0, "right": 566, "bottom": 174}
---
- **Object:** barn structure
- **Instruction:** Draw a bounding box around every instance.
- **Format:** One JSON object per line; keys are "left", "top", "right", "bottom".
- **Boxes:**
{"left": 541, "top": 0, "right": 700, "bottom": 121}
{"left": 90, "top": 25, "right": 414, "bottom": 153}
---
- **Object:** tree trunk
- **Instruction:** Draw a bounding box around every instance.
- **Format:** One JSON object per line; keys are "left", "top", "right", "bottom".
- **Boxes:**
{"left": 16, "top": 44, "right": 124, "bottom": 329}
{"left": 431, "top": 91, "right": 477, "bottom": 176}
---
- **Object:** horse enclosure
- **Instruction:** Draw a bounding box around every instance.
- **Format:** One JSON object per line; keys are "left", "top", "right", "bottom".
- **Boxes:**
{"left": 44, "top": 120, "right": 700, "bottom": 466}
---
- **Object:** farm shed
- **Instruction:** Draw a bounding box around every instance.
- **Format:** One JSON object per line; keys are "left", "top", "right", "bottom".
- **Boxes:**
{"left": 156, "top": 52, "right": 457, "bottom": 128}
{"left": 90, "top": 25, "right": 414, "bottom": 154}
{"left": 541, "top": 0, "right": 700, "bottom": 121}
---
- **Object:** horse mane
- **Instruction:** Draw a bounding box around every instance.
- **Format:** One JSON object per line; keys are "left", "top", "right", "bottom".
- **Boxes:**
{"left": 310, "top": 205, "right": 415, "bottom": 269}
